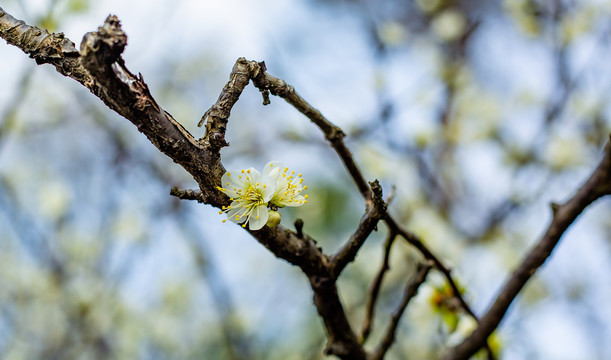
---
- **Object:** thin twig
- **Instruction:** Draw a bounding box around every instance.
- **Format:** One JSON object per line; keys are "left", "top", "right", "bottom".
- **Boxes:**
{"left": 169, "top": 187, "right": 205, "bottom": 202}
{"left": 385, "top": 216, "right": 477, "bottom": 320}
{"left": 246, "top": 62, "right": 372, "bottom": 200}
{"left": 371, "top": 261, "right": 434, "bottom": 360}
{"left": 360, "top": 231, "right": 397, "bottom": 344}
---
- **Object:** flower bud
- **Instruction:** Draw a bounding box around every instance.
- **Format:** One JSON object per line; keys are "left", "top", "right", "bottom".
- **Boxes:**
{"left": 266, "top": 210, "right": 281, "bottom": 228}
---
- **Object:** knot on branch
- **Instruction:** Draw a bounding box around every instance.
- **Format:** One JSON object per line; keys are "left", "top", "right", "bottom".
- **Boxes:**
{"left": 80, "top": 15, "right": 126, "bottom": 67}
{"left": 325, "top": 125, "right": 346, "bottom": 143}
{"left": 324, "top": 342, "right": 352, "bottom": 357}
{"left": 294, "top": 219, "right": 304, "bottom": 238}
{"left": 369, "top": 180, "right": 386, "bottom": 217}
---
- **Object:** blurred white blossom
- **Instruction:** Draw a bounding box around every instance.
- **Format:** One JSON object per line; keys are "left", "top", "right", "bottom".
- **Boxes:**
{"left": 432, "top": 10, "right": 467, "bottom": 42}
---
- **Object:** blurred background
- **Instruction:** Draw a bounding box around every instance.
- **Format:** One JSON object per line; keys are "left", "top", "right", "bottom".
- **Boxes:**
{"left": 1, "top": 0, "right": 611, "bottom": 359}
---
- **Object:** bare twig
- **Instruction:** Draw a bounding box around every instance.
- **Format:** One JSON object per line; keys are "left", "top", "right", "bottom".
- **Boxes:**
{"left": 371, "top": 261, "right": 434, "bottom": 360}
{"left": 170, "top": 187, "right": 205, "bottom": 202}
{"left": 445, "top": 139, "right": 611, "bottom": 360}
{"left": 360, "top": 231, "right": 397, "bottom": 344}
{"left": 244, "top": 61, "right": 372, "bottom": 201}
{"left": 385, "top": 216, "right": 477, "bottom": 319}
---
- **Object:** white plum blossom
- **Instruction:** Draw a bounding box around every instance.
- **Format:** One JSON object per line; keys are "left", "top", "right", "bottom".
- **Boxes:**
{"left": 217, "top": 162, "right": 308, "bottom": 230}
{"left": 217, "top": 167, "right": 275, "bottom": 230}
{"left": 263, "top": 161, "right": 308, "bottom": 208}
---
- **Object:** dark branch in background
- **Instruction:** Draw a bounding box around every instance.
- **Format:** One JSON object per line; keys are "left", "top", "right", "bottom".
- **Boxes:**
{"left": 371, "top": 261, "right": 433, "bottom": 360}
{"left": 445, "top": 139, "right": 611, "bottom": 360}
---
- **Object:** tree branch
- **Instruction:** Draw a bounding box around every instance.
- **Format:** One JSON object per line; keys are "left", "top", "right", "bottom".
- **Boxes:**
{"left": 244, "top": 60, "right": 372, "bottom": 200}
{"left": 198, "top": 58, "right": 263, "bottom": 150}
{"left": 170, "top": 187, "right": 205, "bottom": 202}
{"left": 309, "top": 275, "right": 368, "bottom": 360}
{"left": 445, "top": 138, "right": 611, "bottom": 360}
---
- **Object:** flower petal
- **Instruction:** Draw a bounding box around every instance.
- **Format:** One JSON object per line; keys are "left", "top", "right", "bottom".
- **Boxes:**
{"left": 226, "top": 203, "right": 248, "bottom": 223}
{"left": 263, "top": 161, "right": 284, "bottom": 177}
{"left": 243, "top": 167, "right": 262, "bottom": 186}
{"left": 248, "top": 205, "right": 269, "bottom": 230}
{"left": 221, "top": 171, "right": 245, "bottom": 198}
{"left": 260, "top": 176, "right": 276, "bottom": 202}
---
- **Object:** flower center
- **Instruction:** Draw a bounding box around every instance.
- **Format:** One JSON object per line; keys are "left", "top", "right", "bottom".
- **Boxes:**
{"left": 242, "top": 185, "right": 264, "bottom": 205}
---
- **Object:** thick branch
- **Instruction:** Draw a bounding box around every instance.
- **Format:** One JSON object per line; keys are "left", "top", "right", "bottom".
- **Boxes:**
{"left": 371, "top": 261, "right": 433, "bottom": 360}
{"left": 0, "top": 7, "right": 88, "bottom": 83}
{"left": 78, "top": 16, "right": 224, "bottom": 203}
{"left": 330, "top": 180, "right": 386, "bottom": 278}
{"left": 0, "top": 9, "right": 226, "bottom": 205}
{"left": 247, "top": 225, "right": 329, "bottom": 277}
{"left": 309, "top": 275, "right": 368, "bottom": 360}
{"left": 445, "top": 138, "right": 611, "bottom": 360}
